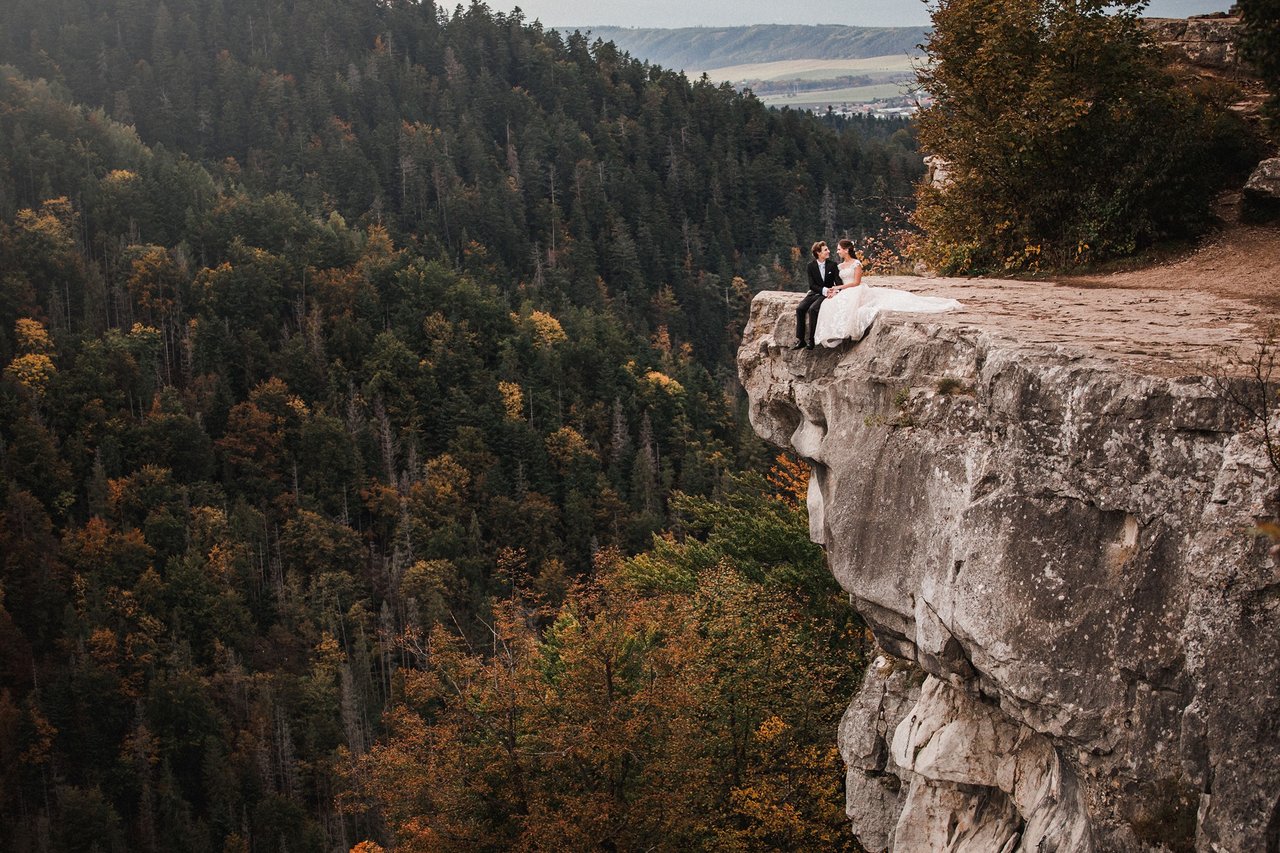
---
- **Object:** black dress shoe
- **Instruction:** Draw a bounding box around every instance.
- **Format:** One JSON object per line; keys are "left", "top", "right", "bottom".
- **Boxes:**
{"left": 791, "top": 341, "right": 806, "bottom": 350}
{"left": 805, "top": 342, "right": 815, "bottom": 350}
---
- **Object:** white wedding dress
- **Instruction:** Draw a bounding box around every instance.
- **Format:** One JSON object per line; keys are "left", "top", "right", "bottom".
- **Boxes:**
{"left": 813, "top": 260, "right": 961, "bottom": 347}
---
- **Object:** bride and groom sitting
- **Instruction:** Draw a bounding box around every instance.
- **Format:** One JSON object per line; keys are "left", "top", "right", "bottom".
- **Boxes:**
{"left": 794, "top": 238, "right": 960, "bottom": 350}
{"left": 794, "top": 239, "right": 865, "bottom": 350}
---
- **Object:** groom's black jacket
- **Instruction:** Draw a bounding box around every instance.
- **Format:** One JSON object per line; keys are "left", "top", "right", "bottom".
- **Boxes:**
{"left": 806, "top": 258, "right": 840, "bottom": 293}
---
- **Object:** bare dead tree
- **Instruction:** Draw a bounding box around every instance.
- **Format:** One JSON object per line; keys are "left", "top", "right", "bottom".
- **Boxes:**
{"left": 1204, "top": 323, "right": 1280, "bottom": 480}
{"left": 1203, "top": 323, "right": 1280, "bottom": 554}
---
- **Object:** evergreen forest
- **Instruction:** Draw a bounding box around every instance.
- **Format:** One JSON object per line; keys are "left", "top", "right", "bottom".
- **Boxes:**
{"left": 0, "top": 1, "right": 921, "bottom": 849}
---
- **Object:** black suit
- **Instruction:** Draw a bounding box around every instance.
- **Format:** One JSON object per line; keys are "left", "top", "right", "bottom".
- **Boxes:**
{"left": 796, "top": 257, "right": 840, "bottom": 345}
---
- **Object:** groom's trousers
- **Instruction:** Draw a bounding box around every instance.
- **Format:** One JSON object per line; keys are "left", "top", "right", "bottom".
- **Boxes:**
{"left": 795, "top": 291, "right": 824, "bottom": 345}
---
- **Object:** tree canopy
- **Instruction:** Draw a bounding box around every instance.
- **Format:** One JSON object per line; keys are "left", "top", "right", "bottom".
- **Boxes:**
{"left": 0, "top": 1, "right": 895, "bottom": 848}
{"left": 0, "top": 0, "right": 923, "bottom": 369}
{"left": 911, "top": 0, "right": 1260, "bottom": 273}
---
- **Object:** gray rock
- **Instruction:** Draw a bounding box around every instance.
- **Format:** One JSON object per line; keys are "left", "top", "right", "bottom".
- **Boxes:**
{"left": 923, "top": 155, "right": 952, "bottom": 190}
{"left": 738, "top": 291, "right": 1280, "bottom": 851}
{"left": 1245, "top": 158, "right": 1280, "bottom": 204}
{"left": 1143, "top": 16, "right": 1243, "bottom": 72}
{"left": 839, "top": 655, "right": 923, "bottom": 851}
{"left": 891, "top": 676, "right": 1094, "bottom": 852}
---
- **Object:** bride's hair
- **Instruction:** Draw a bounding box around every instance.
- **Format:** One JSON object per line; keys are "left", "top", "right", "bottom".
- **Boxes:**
{"left": 837, "top": 238, "right": 855, "bottom": 256}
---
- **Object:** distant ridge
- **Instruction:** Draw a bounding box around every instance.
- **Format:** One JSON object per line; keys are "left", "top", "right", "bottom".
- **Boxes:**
{"left": 566, "top": 24, "right": 927, "bottom": 72}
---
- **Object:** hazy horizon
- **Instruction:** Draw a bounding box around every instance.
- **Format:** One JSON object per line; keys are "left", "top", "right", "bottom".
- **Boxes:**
{"left": 502, "top": 0, "right": 1235, "bottom": 29}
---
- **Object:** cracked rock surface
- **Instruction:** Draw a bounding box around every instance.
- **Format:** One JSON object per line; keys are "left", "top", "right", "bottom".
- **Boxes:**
{"left": 738, "top": 288, "right": 1279, "bottom": 851}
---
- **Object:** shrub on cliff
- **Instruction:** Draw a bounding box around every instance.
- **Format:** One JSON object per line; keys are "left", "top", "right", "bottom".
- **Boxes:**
{"left": 912, "top": 0, "right": 1257, "bottom": 273}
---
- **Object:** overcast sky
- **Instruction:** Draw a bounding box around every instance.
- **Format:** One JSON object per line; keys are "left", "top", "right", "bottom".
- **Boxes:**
{"left": 503, "top": 0, "right": 1234, "bottom": 29}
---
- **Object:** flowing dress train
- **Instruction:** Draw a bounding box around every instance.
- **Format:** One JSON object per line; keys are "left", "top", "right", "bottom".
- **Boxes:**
{"left": 814, "top": 261, "right": 961, "bottom": 347}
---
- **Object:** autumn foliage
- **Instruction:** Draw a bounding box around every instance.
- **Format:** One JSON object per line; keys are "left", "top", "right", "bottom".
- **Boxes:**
{"left": 0, "top": 0, "right": 903, "bottom": 847}
{"left": 343, "top": 467, "right": 864, "bottom": 852}
{"left": 912, "top": 0, "right": 1262, "bottom": 273}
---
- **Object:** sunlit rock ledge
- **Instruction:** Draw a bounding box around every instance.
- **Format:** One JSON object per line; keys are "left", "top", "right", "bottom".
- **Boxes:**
{"left": 737, "top": 283, "right": 1279, "bottom": 852}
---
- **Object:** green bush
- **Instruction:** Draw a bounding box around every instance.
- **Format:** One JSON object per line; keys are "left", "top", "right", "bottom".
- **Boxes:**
{"left": 913, "top": 0, "right": 1262, "bottom": 274}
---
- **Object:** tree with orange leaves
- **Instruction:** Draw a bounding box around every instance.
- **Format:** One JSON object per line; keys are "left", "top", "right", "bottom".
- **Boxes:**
{"left": 342, "top": 468, "right": 863, "bottom": 851}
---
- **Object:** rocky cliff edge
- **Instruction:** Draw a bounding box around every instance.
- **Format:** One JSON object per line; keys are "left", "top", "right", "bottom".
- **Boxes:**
{"left": 737, "top": 279, "right": 1279, "bottom": 852}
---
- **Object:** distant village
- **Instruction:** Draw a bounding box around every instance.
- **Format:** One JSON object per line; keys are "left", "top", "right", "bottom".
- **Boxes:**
{"left": 828, "top": 93, "right": 931, "bottom": 119}
{"left": 760, "top": 91, "right": 932, "bottom": 119}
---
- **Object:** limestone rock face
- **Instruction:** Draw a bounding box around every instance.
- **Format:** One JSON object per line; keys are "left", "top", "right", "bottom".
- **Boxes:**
{"left": 838, "top": 656, "right": 922, "bottom": 851}
{"left": 1143, "top": 16, "right": 1243, "bottom": 73}
{"left": 738, "top": 290, "right": 1280, "bottom": 851}
{"left": 923, "top": 155, "right": 952, "bottom": 190}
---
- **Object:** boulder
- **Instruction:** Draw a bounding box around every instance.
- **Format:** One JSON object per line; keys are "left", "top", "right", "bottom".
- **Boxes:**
{"left": 1244, "top": 158, "right": 1280, "bottom": 218}
{"left": 838, "top": 655, "right": 923, "bottom": 851}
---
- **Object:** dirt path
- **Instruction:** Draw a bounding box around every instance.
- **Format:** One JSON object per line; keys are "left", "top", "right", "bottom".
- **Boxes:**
{"left": 1062, "top": 221, "right": 1280, "bottom": 310}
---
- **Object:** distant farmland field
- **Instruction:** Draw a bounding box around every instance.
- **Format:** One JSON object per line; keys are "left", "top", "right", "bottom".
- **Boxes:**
{"left": 577, "top": 26, "right": 927, "bottom": 109}
{"left": 694, "top": 54, "right": 918, "bottom": 81}
{"left": 582, "top": 24, "right": 927, "bottom": 72}
{"left": 695, "top": 55, "right": 921, "bottom": 107}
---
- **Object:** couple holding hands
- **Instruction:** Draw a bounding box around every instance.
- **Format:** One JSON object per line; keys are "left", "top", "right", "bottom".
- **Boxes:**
{"left": 794, "top": 238, "right": 960, "bottom": 350}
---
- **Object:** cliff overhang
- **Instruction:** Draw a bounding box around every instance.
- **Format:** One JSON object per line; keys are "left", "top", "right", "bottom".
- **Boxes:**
{"left": 738, "top": 282, "right": 1279, "bottom": 851}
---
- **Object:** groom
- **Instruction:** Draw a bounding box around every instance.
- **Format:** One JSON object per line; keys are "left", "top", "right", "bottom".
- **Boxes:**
{"left": 795, "top": 240, "right": 839, "bottom": 350}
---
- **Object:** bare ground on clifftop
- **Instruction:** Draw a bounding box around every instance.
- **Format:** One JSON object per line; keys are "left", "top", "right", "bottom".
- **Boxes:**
{"left": 866, "top": 219, "right": 1280, "bottom": 377}
{"left": 1061, "top": 220, "right": 1280, "bottom": 310}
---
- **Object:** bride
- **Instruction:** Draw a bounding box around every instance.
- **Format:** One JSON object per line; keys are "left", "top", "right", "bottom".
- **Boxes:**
{"left": 813, "top": 239, "right": 961, "bottom": 347}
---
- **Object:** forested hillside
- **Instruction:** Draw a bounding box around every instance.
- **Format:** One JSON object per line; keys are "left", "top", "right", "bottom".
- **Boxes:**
{"left": 0, "top": 1, "right": 911, "bottom": 850}
{"left": 0, "top": 0, "right": 921, "bottom": 341}
{"left": 568, "top": 25, "right": 927, "bottom": 72}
